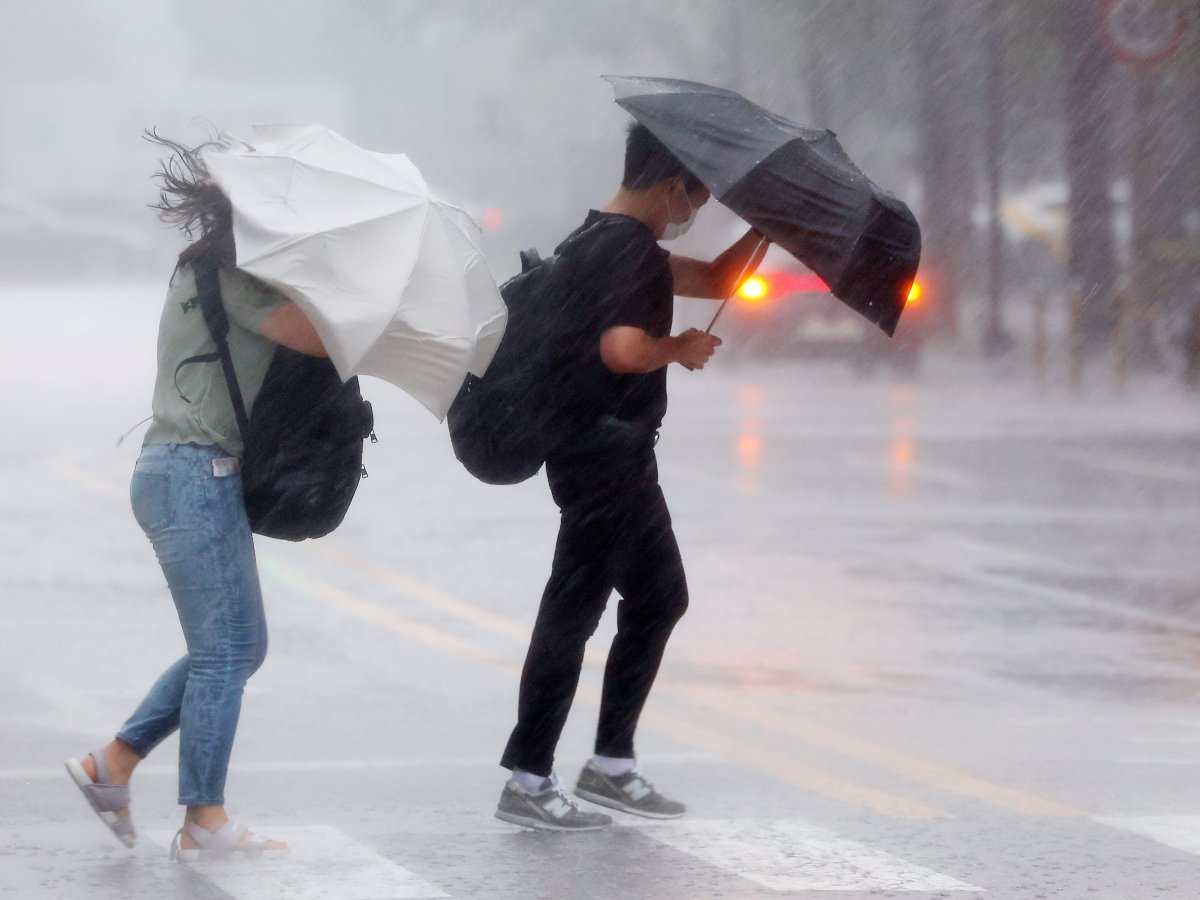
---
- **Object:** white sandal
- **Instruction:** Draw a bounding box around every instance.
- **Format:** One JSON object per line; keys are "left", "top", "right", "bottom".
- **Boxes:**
{"left": 170, "top": 820, "right": 289, "bottom": 862}
{"left": 65, "top": 750, "right": 136, "bottom": 848}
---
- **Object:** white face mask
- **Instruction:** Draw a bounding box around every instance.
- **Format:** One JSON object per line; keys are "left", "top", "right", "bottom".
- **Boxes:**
{"left": 661, "top": 186, "right": 699, "bottom": 241}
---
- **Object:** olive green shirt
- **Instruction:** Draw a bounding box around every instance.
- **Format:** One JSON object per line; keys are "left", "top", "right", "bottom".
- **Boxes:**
{"left": 144, "top": 265, "right": 288, "bottom": 457}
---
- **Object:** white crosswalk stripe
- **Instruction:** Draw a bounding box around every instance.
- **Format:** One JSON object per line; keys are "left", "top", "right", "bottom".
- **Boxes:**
{"left": 144, "top": 826, "right": 448, "bottom": 899}
{"left": 1094, "top": 815, "right": 1200, "bottom": 856}
{"left": 639, "top": 819, "right": 981, "bottom": 892}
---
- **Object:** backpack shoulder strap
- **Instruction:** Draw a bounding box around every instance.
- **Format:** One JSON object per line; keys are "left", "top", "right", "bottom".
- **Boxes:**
{"left": 556, "top": 215, "right": 629, "bottom": 257}
{"left": 174, "top": 258, "right": 251, "bottom": 438}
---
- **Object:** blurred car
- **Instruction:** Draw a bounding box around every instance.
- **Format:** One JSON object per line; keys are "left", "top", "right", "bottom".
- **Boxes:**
{"left": 0, "top": 192, "right": 160, "bottom": 280}
{"left": 713, "top": 247, "right": 926, "bottom": 373}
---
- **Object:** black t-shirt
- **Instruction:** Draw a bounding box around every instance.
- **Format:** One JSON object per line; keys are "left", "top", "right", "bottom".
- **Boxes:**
{"left": 545, "top": 210, "right": 674, "bottom": 441}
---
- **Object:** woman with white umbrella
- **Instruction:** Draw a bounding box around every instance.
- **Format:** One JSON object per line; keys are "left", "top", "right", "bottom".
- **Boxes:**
{"left": 64, "top": 134, "right": 327, "bottom": 860}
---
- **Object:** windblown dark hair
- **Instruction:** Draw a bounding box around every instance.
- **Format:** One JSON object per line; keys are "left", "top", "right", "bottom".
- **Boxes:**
{"left": 622, "top": 122, "right": 703, "bottom": 193}
{"left": 145, "top": 129, "right": 235, "bottom": 270}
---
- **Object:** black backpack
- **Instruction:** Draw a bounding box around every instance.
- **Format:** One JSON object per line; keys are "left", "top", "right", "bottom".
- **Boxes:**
{"left": 447, "top": 219, "right": 626, "bottom": 484}
{"left": 446, "top": 246, "right": 563, "bottom": 484}
{"left": 180, "top": 258, "right": 376, "bottom": 541}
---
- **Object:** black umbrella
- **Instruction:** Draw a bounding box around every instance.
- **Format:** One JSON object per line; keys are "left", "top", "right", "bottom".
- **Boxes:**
{"left": 604, "top": 75, "right": 921, "bottom": 337}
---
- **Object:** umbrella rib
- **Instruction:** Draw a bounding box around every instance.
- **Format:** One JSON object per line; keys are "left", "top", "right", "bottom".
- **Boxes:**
{"left": 247, "top": 153, "right": 424, "bottom": 194}
{"left": 237, "top": 203, "right": 429, "bottom": 263}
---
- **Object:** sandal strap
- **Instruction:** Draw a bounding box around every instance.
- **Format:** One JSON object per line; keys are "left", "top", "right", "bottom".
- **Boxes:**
{"left": 84, "top": 781, "right": 131, "bottom": 813}
{"left": 83, "top": 749, "right": 131, "bottom": 813}
{"left": 90, "top": 749, "right": 112, "bottom": 785}
{"left": 182, "top": 821, "right": 215, "bottom": 849}
{"left": 242, "top": 831, "right": 270, "bottom": 857}
{"left": 213, "top": 819, "right": 249, "bottom": 852}
{"left": 179, "top": 819, "right": 273, "bottom": 858}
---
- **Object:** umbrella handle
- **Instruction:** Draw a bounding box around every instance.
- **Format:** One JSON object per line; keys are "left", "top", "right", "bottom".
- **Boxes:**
{"left": 705, "top": 234, "right": 769, "bottom": 335}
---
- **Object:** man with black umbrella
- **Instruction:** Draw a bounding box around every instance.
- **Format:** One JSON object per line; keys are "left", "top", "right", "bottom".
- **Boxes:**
{"left": 495, "top": 122, "right": 767, "bottom": 831}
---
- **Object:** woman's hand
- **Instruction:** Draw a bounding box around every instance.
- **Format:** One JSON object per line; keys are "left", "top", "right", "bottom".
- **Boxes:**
{"left": 260, "top": 303, "right": 328, "bottom": 357}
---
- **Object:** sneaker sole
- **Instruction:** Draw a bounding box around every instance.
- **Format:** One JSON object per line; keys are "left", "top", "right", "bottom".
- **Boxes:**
{"left": 494, "top": 808, "right": 611, "bottom": 832}
{"left": 573, "top": 787, "right": 686, "bottom": 819}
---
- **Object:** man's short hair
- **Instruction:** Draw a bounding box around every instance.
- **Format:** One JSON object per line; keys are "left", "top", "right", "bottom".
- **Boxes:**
{"left": 622, "top": 122, "right": 704, "bottom": 193}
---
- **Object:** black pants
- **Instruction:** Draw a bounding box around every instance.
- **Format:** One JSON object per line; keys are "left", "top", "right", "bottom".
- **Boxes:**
{"left": 500, "top": 424, "right": 689, "bottom": 777}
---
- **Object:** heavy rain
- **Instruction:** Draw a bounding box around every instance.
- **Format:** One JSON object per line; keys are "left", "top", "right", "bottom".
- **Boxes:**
{"left": 2, "top": 2, "right": 1199, "bottom": 898}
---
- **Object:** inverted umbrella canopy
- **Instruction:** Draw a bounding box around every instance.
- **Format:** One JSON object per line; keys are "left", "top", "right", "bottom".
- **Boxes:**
{"left": 203, "top": 124, "right": 507, "bottom": 420}
{"left": 604, "top": 75, "right": 921, "bottom": 336}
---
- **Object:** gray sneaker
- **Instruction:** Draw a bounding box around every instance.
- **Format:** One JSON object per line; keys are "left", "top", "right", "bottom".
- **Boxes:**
{"left": 573, "top": 764, "right": 686, "bottom": 819}
{"left": 495, "top": 775, "right": 613, "bottom": 832}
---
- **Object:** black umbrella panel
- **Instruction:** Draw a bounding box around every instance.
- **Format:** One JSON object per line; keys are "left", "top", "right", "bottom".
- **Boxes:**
{"left": 604, "top": 75, "right": 921, "bottom": 337}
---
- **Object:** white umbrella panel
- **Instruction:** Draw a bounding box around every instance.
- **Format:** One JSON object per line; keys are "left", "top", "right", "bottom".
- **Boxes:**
{"left": 203, "top": 124, "right": 507, "bottom": 420}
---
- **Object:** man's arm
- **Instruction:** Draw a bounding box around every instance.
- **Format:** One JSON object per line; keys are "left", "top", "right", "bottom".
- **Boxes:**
{"left": 600, "top": 326, "right": 721, "bottom": 373}
{"left": 669, "top": 228, "right": 769, "bottom": 299}
{"left": 260, "top": 302, "right": 329, "bottom": 357}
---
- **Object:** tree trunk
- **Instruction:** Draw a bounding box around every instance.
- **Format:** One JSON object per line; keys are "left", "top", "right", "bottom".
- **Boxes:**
{"left": 914, "top": 0, "right": 978, "bottom": 339}
{"left": 1158, "top": 42, "right": 1200, "bottom": 321}
{"left": 800, "top": 0, "right": 837, "bottom": 129}
{"left": 1059, "top": 0, "right": 1120, "bottom": 349}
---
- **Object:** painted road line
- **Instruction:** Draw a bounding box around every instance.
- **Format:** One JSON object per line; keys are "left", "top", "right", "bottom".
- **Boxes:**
{"left": 291, "top": 543, "right": 1085, "bottom": 819}
{"left": 311, "top": 543, "right": 533, "bottom": 642}
{"left": 1131, "top": 736, "right": 1200, "bottom": 744}
{"left": 261, "top": 557, "right": 517, "bottom": 671}
{"left": 267, "top": 557, "right": 952, "bottom": 820}
{"left": 307, "top": 543, "right": 1077, "bottom": 819}
{"left": 933, "top": 533, "right": 1167, "bottom": 582}
{"left": 144, "top": 826, "right": 448, "bottom": 899}
{"left": 51, "top": 467, "right": 1057, "bottom": 822}
{"left": 896, "top": 535, "right": 1200, "bottom": 638}
{"left": 659, "top": 681, "right": 1079, "bottom": 818}
{"left": 640, "top": 708, "right": 950, "bottom": 820}
{"left": 1093, "top": 816, "right": 1200, "bottom": 857}
{"left": 669, "top": 465, "right": 1200, "bottom": 525}
{"left": 293, "top": 545, "right": 612, "bottom": 668}
{"left": 3, "top": 753, "right": 717, "bottom": 782}
{"left": 1056, "top": 449, "right": 1200, "bottom": 486}
{"left": 843, "top": 453, "right": 977, "bottom": 488}
{"left": 641, "top": 818, "right": 980, "bottom": 892}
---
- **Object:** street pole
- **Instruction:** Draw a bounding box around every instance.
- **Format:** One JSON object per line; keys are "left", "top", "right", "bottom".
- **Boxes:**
{"left": 1128, "top": 66, "right": 1162, "bottom": 369}
{"left": 1098, "top": 0, "right": 1190, "bottom": 372}
{"left": 982, "top": 2, "right": 1013, "bottom": 356}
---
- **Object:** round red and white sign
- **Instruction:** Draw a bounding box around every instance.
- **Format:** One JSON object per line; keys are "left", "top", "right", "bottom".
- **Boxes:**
{"left": 1100, "top": 0, "right": 1190, "bottom": 65}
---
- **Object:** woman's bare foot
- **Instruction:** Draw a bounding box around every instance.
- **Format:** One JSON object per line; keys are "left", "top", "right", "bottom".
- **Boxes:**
{"left": 181, "top": 806, "right": 288, "bottom": 852}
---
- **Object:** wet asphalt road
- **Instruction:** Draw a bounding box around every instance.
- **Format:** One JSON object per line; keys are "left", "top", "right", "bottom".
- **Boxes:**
{"left": 2, "top": 282, "right": 1199, "bottom": 899}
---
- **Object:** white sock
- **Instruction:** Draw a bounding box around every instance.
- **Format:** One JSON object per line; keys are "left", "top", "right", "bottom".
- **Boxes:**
{"left": 510, "top": 767, "right": 552, "bottom": 793}
{"left": 589, "top": 754, "right": 637, "bottom": 777}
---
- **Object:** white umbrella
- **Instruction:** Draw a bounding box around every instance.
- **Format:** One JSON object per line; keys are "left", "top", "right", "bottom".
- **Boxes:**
{"left": 203, "top": 123, "right": 507, "bottom": 420}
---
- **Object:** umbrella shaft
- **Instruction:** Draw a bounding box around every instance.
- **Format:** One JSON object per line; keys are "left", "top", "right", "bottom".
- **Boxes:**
{"left": 706, "top": 234, "right": 768, "bottom": 335}
{"left": 706, "top": 299, "right": 730, "bottom": 334}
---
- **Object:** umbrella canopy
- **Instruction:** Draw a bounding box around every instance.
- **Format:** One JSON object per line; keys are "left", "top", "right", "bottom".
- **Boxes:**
{"left": 203, "top": 124, "right": 507, "bottom": 420}
{"left": 604, "top": 75, "right": 921, "bottom": 336}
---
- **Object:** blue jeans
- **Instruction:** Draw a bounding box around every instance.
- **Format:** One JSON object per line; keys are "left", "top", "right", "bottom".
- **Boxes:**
{"left": 116, "top": 443, "right": 268, "bottom": 807}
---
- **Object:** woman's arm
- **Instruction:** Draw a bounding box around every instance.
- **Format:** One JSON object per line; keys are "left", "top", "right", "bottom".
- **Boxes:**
{"left": 260, "top": 302, "right": 329, "bottom": 357}
{"left": 669, "top": 228, "right": 770, "bottom": 299}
